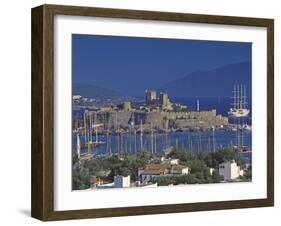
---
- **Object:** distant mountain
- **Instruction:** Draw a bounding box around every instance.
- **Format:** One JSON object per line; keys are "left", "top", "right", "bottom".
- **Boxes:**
{"left": 158, "top": 61, "right": 251, "bottom": 98}
{"left": 73, "top": 83, "right": 132, "bottom": 101}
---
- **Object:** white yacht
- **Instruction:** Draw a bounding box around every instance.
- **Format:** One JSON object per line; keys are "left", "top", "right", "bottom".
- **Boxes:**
{"left": 228, "top": 84, "right": 250, "bottom": 118}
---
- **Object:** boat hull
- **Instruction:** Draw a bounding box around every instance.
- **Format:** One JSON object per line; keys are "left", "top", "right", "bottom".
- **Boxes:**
{"left": 228, "top": 108, "right": 250, "bottom": 118}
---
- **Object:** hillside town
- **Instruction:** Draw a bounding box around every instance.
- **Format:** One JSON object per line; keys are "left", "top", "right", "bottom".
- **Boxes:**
{"left": 73, "top": 148, "right": 250, "bottom": 190}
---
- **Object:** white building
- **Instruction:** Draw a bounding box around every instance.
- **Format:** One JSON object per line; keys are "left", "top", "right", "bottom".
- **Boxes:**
{"left": 160, "top": 157, "right": 179, "bottom": 165}
{"left": 170, "top": 165, "right": 189, "bottom": 175}
{"left": 72, "top": 95, "right": 82, "bottom": 100}
{"left": 169, "top": 159, "right": 180, "bottom": 165}
{"left": 219, "top": 160, "right": 244, "bottom": 181}
{"left": 114, "top": 175, "right": 131, "bottom": 188}
{"left": 138, "top": 163, "right": 189, "bottom": 183}
{"left": 138, "top": 164, "right": 169, "bottom": 183}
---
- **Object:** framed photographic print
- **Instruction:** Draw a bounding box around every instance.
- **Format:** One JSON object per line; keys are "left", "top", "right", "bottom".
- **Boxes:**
{"left": 31, "top": 4, "right": 274, "bottom": 221}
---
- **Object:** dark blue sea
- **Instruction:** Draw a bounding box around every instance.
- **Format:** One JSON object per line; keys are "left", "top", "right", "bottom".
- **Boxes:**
{"left": 73, "top": 130, "right": 252, "bottom": 163}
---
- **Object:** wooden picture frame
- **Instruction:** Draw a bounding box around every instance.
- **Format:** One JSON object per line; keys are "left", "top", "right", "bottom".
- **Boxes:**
{"left": 31, "top": 4, "right": 274, "bottom": 221}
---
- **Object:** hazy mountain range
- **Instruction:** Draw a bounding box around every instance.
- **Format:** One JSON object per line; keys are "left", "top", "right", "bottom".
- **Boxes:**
{"left": 158, "top": 61, "right": 251, "bottom": 98}
{"left": 73, "top": 61, "right": 251, "bottom": 100}
{"left": 73, "top": 83, "right": 133, "bottom": 101}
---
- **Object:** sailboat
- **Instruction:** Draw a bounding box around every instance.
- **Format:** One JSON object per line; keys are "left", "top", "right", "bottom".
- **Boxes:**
{"left": 76, "top": 133, "right": 94, "bottom": 160}
{"left": 90, "top": 122, "right": 105, "bottom": 147}
{"left": 228, "top": 84, "right": 250, "bottom": 118}
{"left": 162, "top": 118, "right": 173, "bottom": 155}
{"left": 81, "top": 111, "right": 105, "bottom": 148}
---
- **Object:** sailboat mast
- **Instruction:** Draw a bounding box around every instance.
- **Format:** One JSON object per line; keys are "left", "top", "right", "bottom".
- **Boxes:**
{"left": 120, "top": 132, "right": 124, "bottom": 154}
{"left": 134, "top": 130, "right": 137, "bottom": 154}
{"left": 165, "top": 119, "right": 168, "bottom": 148}
{"left": 237, "top": 84, "right": 240, "bottom": 109}
{"left": 86, "top": 113, "right": 89, "bottom": 144}
{"left": 199, "top": 132, "right": 202, "bottom": 152}
{"left": 117, "top": 133, "right": 120, "bottom": 154}
{"left": 237, "top": 118, "right": 240, "bottom": 147}
{"left": 129, "top": 127, "right": 132, "bottom": 154}
{"left": 188, "top": 134, "right": 191, "bottom": 152}
{"left": 115, "top": 112, "right": 118, "bottom": 131}
{"left": 140, "top": 120, "right": 143, "bottom": 149}
{"left": 212, "top": 127, "right": 216, "bottom": 152}
{"left": 95, "top": 112, "right": 98, "bottom": 143}
{"left": 240, "top": 84, "right": 243, "bottom": 109}
{"left": 154, "top": 132, "right": 157, "bottom": 155}
{"left": 106, "top": 131, "right": 109, "bottom": 154}
{"left": 124, "top": 137, "right": 127, "bottom": 154}
{"left": 151, "top": 122, "right": 154, "bottom": 154}
{"left": 208, "top": 136, "right": 211, "bottom": 152}
{"left": 109, "top": 134, "right": 112, "bottom": 155}
{"left": 84, "top": 111, "right": 87, "bottom": 143}
{"left": 241, "top": 118, "right": 244, "bottom": 147}
{"left": 244, "top": 85, "right": 247, "bottom": 109}
{"left": 77, "top": 133, "right": 81, "bottom": 159}
{"left": 90, "top": 112, "right": 93, "bottom": 143}
{"left": 233, "top": 84, "right": 237, "bottom": 109}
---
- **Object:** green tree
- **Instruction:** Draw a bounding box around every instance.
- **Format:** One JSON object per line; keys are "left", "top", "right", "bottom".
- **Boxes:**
{"left": 204, "top": 149, "right": 246, "bottom": 169}
{"left": 72, "top": 161, "right": 90, "bottom": 190}
{"left": 154, "top": 176, "right": 172, "bottom": 186}
{"left": 167, "top": 149, "right": 196, "bottom": 163}
{"left": 241, "top": 165, "right": 252, "bottom": 181}
{"left": 211, "top": 169, "right": 224, "bottom": 183}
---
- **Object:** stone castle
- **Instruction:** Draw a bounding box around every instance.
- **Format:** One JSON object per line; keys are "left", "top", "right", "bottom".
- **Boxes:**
{"left": 92, "top": 90, "right": 228, "bottom": 131}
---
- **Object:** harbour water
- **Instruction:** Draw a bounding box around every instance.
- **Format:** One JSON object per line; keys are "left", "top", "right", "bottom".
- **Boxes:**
{"left": 72, "top": 130, "right": 252, "bottom": 162}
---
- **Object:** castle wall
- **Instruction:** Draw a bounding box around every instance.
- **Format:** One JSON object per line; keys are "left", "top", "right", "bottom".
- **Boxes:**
{"left": 96, "top": 109, "right": 228, "bottom": 130}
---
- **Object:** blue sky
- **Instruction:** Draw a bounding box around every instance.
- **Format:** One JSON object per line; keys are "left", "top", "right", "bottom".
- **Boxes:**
{"left": 72, "top": 34, "right": 251, "bottom": 97}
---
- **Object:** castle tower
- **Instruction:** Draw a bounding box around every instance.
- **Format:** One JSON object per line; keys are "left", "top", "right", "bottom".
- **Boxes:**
{"left": 145, "top": 90, "right": 157, "bottom": 105}
{"left": 197, "top": 99, "right": 200, "bottom": 112}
